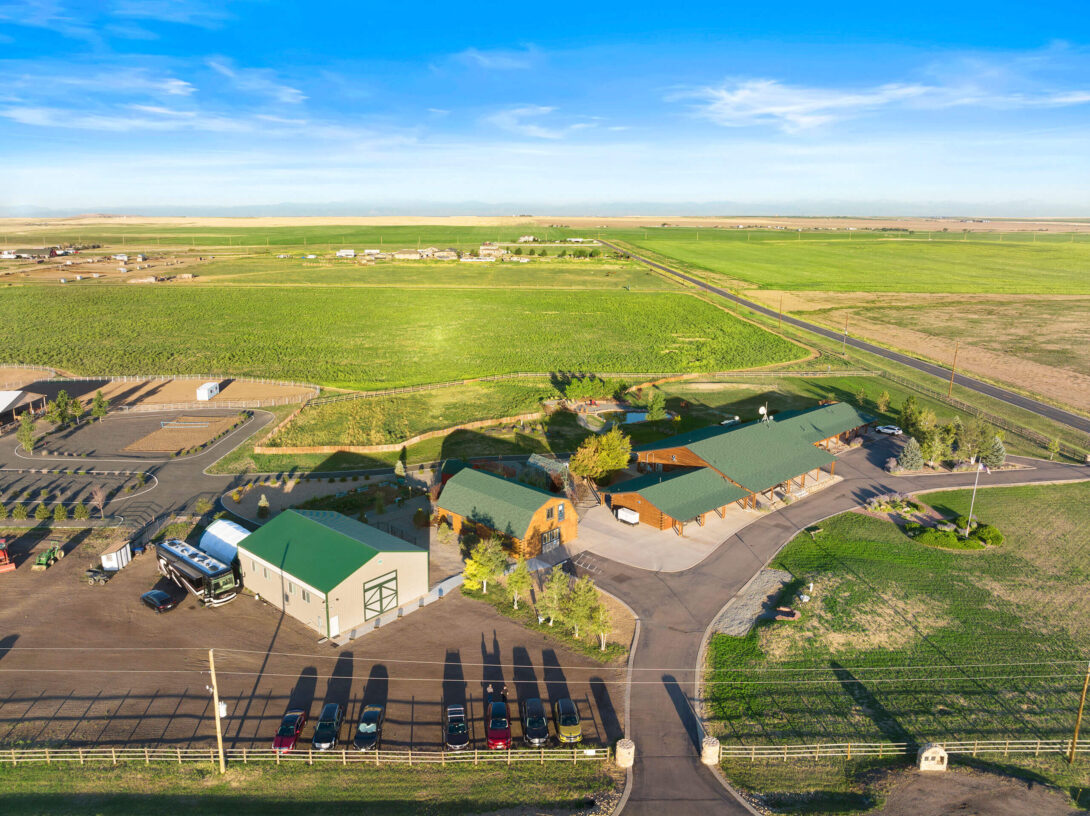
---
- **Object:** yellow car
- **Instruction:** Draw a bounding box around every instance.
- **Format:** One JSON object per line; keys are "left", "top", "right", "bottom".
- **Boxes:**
{"left": 553, "top": 698, "right": 582, "bottom": 744}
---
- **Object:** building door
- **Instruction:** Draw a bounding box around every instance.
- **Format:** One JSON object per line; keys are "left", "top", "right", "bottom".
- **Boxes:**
{"left": 328, "top": 616, "right": 340, "bottom": 638}
{"left": 364, "top": 571, "right": 399, "bottom": 620}
{"left": 540, "top": 528, "right": 561, "bottom": 553}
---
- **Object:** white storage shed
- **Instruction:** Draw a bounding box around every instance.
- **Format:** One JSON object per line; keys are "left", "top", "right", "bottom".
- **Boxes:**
{"left": 196, "top": 382, "right": 220, "bottom": 401}
{"left": 200, "top": 519, "right": 250, "bottom": 564}
{"left": 100, "top": 540, "right": 132, "bottom": 572}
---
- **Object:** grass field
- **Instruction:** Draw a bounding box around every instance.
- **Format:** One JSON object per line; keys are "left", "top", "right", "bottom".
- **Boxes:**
{"left": 607, "top": 228, "right": 1090, "bottom": 294}
{"left": 267, "top": 381, "right": 558, "bottom": 447}
{"left": 0, "top": 761, "right": 616, "bottom": 816}
{"left": 705, "top": 481, "right": 1090, "bottom": 811}
{"left": 0, "top": 286, "right": 804, "bottom": 390}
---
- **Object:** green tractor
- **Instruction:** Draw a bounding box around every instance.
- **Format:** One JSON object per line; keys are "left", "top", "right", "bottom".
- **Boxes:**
{"left": 31, "top": 541, "right": 65, "bottom": 571}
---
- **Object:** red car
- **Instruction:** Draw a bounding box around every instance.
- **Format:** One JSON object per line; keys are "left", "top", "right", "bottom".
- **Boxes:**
{"left": 485, "top": 686, "right": 512, "bottom": 750}
{"left": 272, "top": 709, "right": 307, "bottom": 753}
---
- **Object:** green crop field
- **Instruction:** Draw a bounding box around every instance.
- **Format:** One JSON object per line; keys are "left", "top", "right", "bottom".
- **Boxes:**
{"left": 604, "top": 228, "right": 1090, "bottom": 294}
{"left": 705, "top": 481, "right": 1090, "bottom": 811}
{"left": 0, "top": 286, "right": 803, "bottom": 390}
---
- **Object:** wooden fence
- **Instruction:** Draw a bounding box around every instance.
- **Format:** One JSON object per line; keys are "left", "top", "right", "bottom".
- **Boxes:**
{"left": 0, "top": 745, "right": 611, "bottom": 767}
{"left": 718, "top": 738, "right": 1090, "bottom": 761}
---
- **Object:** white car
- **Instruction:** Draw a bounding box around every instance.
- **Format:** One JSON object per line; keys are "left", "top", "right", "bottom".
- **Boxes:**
{"left": 876, "top": 425, "right": 903, "bottom": 436}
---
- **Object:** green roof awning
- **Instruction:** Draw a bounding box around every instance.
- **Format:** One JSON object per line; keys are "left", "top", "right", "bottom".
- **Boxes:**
{"left": 437, "top": 468, "right": 554, "bottom": 539}
{"left": 605, "top": 467, "right": 749, "bottom": 523}
{"left": 635, "top": 403, "right": 871, "bottom": 493}
{"left": 237, "top": 509, "right": 423, "bottom": 593}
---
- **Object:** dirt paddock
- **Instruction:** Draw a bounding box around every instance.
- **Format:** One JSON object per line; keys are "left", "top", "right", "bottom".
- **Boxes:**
{"left": 0, "top": 529, "right": 626, "bottom": 753}
{"left": 126, "top": 414, "right": 242, "bottom": 452}
{"left": 97, "top": 378, "right": 315, "bottom": 407}
{"left": 875, "top": 768, "right": 1080, "bottom": 815}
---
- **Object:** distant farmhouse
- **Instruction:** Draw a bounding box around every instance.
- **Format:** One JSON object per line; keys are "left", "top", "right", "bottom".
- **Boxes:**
{"left": 605, "top": 403, "right": 872, "bottom": 536}
{"left": 478, "top": 242, "right": 508, "bottom": 258}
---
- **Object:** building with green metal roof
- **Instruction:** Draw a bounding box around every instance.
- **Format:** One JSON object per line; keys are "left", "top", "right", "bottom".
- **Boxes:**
{"left": 435, "top": 467, "right": 577, "bottom": 558}
{"left": 609, "top": 403, "right": 872, "bottom": 534}
{"left": 237, "top": 509, "right": 428, "bottom": 639}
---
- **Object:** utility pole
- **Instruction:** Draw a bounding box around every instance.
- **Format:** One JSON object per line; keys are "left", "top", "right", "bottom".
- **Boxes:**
{"left": 948, "top": 340, "right": 959, "bottom": 397}
{"left": 842, "top": 316, "right": 849, "bottom": 356}
{"left": 208, "top": 649, "right": 226, "bottom": 774}
{"left": 1070, "top": 661, "right": 1090, "bottom": 764}
{"left": 965, "top": 463, "right": 984, "bottom": 538}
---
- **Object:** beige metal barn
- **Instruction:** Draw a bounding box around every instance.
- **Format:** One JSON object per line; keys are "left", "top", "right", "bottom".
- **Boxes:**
{"left": 237, "top": 509, "right": 428, "bottom": 639}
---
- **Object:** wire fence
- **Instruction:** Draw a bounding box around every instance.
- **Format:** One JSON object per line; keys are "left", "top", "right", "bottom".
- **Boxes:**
{"left": 717, "top": 738, "right": 1089, "bottom": 761}
{"left": 877, "top": 370, "right": 1090, "bottom": 459}
{"left": 0, "top": 745, "right": 611, "bottom": 767}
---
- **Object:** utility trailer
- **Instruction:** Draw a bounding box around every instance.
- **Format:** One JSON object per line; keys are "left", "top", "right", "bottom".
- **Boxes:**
{"left": 154, "top": 539, "right": 239, "bottom": 606}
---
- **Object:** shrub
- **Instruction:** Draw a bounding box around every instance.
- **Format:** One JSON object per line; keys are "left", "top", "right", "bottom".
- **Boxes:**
{"left": 413, "top": 507, "right": 429, "bottom": 528}
{"left": 12, "top": 504, "right": 28, "bottom": 520}
{"left": 904, "top": 521, "right": 922, "bottom": 535}
{"left": 73, "top": 503, "right": 90, "bottom": 520}
{"left": 257, "top": 493, "right": 270, "bottom": 519}
{"left": 954, "top": 515, "right": 975, "bottom": 531}
{"left": 885, "top": 457, "right": 900, "bottom": 473}
{"left": 54, "top": 504, "right": 68, "bottom": 521}
{"left": 194, "top": 497, "right": 214, "bottom": 515}
{"left": 0, "top": 503, "right": 6, "bottom": 520}
{"left": 231, "top": 489, "right": 243, "bottom": 503}
{"left": 373, "top": 495, "right": 385, "bottom": 515}
{"left": 35, "top": 503, "right": 51, "bottom": 520}
{"left": 916, "top": 529, "right": 960, "bottom": 549}
{"left": 973, "top": 524, "right": 1004, "bottom": 546}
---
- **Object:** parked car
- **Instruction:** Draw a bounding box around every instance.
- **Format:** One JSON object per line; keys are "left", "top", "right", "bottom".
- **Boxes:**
{"left": 445, "top": 704, "right": 470, "bottom": 751}
{"left": 876, "top": 425, "right": 903, "bottom": 435}
{"left": 522, "top": 698, "right": 550, "bottom": 746}
{"left": 140, "top": 589, "right": 177, "bottom": 613}
{"left": 553, "top": 698, "right": 582, "bottom": 744}
{"left": 272, "top": 709, "right": 307, "bottom": 753}
{"left": 311, "top": 703, "right": 342, "bottom": 751}
{"left": 352, "top": 704, "right": 384, "bottom": 751}
{"left": 485, "top": 685, "right": 511, "bottom": 750}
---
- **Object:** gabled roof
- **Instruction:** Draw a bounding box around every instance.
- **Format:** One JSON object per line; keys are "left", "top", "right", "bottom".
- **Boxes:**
{"left": 437, "top": 468, "right": 556, "bottom": 539}
{"left": 635, "top": 403, "right": 871, "bottom": 494}
{"left": 237, "top": 509, "right": 423, "bottom": 593}
{"left": 605, "top": 468, "right": 748, "bottom": 523}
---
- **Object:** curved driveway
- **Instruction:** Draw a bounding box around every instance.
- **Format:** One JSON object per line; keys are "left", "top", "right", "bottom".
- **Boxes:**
{"left": 582, "top": 439, "right": 1090, "bottom": 814}
{"left": 598, "top": 239, "right": 1090, "bottom": 436}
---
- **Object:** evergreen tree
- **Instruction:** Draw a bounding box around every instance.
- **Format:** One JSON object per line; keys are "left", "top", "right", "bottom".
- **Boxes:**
{"left": 645, "top": 390, "right": 667, "bottom": 423}
{"left": 898, "top": 396, "right": 920, "bottom": 435}
{"left": 898, "top": 437, "right": 924, "bottom": 470}
{"left": 91, "top": 390, "right": 109, "bottom": 420}
{"left": 981, "top": 435, "right": 1007, "bottom": 469}
{"left": 506, "top": 557, "right": 531, "bottom": 610}
{"left": 539, "top": 568, "right": 569, "bottom": 626}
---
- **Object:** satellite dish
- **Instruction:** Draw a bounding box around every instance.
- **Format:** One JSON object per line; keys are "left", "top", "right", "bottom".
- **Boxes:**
{"left": 759, "top": 406, "right": 767, "bottom": 416}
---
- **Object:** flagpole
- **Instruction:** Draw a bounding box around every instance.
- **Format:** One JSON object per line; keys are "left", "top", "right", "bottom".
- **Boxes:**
{"left": 965, "top": 463, "right": 982, "bottom": 537}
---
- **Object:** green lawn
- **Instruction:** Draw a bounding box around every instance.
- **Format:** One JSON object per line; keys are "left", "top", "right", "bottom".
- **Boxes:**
{"left": 0, "top": 761, "right": 616, "bottom": 816}
{"left": 705, "top": 481, "right": 1090, "bottom": 812}
{"left": 607, "top": 229, "right": 1090, "bottom": 294}
{"left": 0, "top": 286, "right": 804, "bottom": 390}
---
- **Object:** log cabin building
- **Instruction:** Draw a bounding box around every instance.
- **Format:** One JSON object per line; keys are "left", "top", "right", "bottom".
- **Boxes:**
{"left": 435, "top": 467, "right": 577, "bottom": 558}
{"left": 605, "top": 403, "right": 872, "bottom": 535}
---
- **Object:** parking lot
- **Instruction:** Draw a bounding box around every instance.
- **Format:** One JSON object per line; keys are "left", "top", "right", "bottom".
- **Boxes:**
{"left": 0, "top": 530, "right": 625, "bottom": 752}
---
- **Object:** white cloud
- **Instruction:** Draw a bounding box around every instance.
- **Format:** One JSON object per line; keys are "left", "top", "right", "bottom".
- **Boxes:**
{"left": 110, "top": 0, "right": 228, "bottom": 28}
{"left": 485, "top": 105, "right": 595, "bottom": 139}
{"left": 681, "top": 79, "right": 930, "bottom": 131}
{"left": 452, "top": 47, "right": 537, "bottom": 71}
{"left": 207, "top": 59, "right": 306, "bottom": 104}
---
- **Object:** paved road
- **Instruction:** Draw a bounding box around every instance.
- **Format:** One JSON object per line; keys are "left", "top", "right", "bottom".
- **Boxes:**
{"left": 578, "top": 437, "right": 1090, "bottom": 815}
{"left": 599, "top": 239, "right": 1090, "bottom": 436}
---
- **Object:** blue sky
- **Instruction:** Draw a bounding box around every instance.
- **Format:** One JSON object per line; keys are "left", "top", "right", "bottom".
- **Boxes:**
{"left": 2, "top": 0, "right": 1089, "bottom": 214}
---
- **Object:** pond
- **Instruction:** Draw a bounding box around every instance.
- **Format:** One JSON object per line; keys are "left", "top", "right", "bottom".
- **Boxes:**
{"left": 624, "top": 411, "right": 649, "bottom": 423}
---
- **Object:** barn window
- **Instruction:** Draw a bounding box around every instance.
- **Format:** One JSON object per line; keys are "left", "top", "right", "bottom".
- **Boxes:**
{"left": 288, "top": 583, "right": 295, "bottom": 595}
{"left": 546, "top": 507, "right": 554, "bottom": 520}
{"left": 263, "top": 567, "right": 269, "bottom": 580}
{"left": 250, "top": 559, "right": 257, "bottom": 572}
{"left": 302, "top": 590, "right": 311, "bottom": 603}
{"left": 558, "top": 503, "right": 565, "bottom": 522}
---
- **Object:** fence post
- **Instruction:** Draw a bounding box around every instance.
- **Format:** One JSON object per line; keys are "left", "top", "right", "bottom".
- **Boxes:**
{"left": 144, "top": 747, "right": 149, "bottom": 765}
{"left": 11, "top": 748, "right": 15, "bottom": 766}
{"left": 1035, "top": 740, "right": 1041, "bottom": 757}
{"left": 45, "top": 748, "right": 50, "bottom": 765}
{"left": 342, "top": 749, "right": 346, "bottom": 766}
{"left": 79, "top": 748, "right": 84, "bottom": 765}
{"left": 243, "top": 747, "right": 247, "bottom": 764}
{"left": 572, "top": 748, "right": 576, "bottom": 765}
{"left": 847, "top": 743, "right": 851, "bottom": 760}
{"left": 750, "top": 745, "right": 756, "bottom": 762}
{"left": 276, "top": 750, "right": 280, "bottom": 766}
{"left": 474, "top": 749, "right": 478, "bottom": 766}
{"left": 112, "top": 747, "right": 117, "bottom": 765}
{"left": 308, "top": 748, "right": 313, "bottom": 766}
{"left": 540, "top": 747, "right": 544, "bottom": 765}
